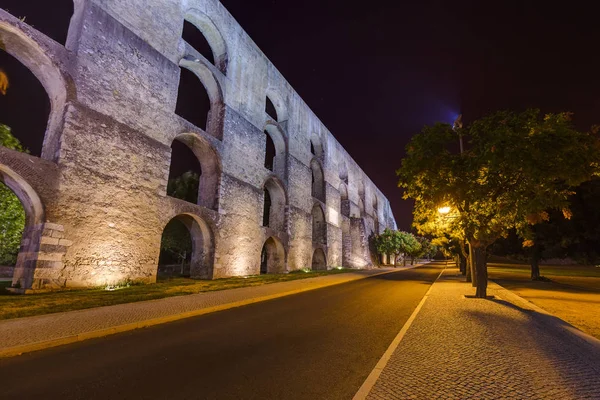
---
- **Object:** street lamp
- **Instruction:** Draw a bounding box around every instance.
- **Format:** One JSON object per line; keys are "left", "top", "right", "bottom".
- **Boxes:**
{"left": 438, "top": 206, "right": 451, "bottom": 215}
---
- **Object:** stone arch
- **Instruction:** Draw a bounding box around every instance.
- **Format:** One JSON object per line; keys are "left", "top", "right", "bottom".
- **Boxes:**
{"left": 0, "top": 21, "right": 67, "bottom": 161}
{"left": 339, "top": 182, "right": 349, "bottom": 218}
{"left": 177, "top": 58, "right": 225, "bottom": 140}
{"left": 264, "top": 122, "right": 287, "bottom": 180}
{"left": 310, "top": 134, "right": 324, "bottom": 159}
{"left": 372, "top": 193, "right": 380, "bottom": 233}
{"left": 311, "top": 248, "right": 327, "bottom": 271}
{"left": 339, "top": 182, "right": 351, "bottom": 268}
{"left": 358, "top": 180, "right": 366, "bottom": 216}
{"left": 0, "top": 164, "right": 45, "bottom": 289}
{"left": 265, "top": 89, "right": 288, "bottom": 122}
{"left": 310, "top": 158, "right": 325, "bottom": 202}
{"left": 339, "top": 160, "right": 348, "bottom": 184}
{"left": 183, "top": 9, "right": 228, "bottom": 74}
{"left": 169, "top": 133, "right": 221, "bottom": 210}
{"left": 262, "top": 176, "right": 287, "bottom": 232}
{"left": 159, "top": 213, "right": 215, "bottom": 279}
{"left": 312, "top": 203, "right": 327, "bottom": 246}
{"left": 260, "top": 236, "right": 286, "bottom": 274}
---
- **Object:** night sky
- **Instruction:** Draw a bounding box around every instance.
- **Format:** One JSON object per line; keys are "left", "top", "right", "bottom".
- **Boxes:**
{"left": 2, "top": 1, "right": 600, "bottom": 229}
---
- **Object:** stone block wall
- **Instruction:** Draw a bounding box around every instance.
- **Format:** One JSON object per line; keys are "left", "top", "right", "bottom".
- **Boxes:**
{"left": 0, "top": 0, "right": 397, "bottom": 290}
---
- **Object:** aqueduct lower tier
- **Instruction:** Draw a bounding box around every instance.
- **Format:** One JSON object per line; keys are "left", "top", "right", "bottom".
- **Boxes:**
{"left": 0, "top": 0, "right": 397, "bottom": 290}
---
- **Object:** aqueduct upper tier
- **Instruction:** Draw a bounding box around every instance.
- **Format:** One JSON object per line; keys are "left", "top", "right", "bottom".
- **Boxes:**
{"left": 0, "top": 0, "right": 397, "bottom": 290}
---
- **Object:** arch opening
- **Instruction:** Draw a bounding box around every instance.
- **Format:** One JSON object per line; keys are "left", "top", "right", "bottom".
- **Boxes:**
{"left": 311, "top": 248, "right": 327, "bottom": 271}
{"left": 265, "top": 97, "right": 278, "bottom": 121}
{"left": 182, "top": 20, "right": 215, "bottom": 65}
{"left": 339, "top": 182, "right": 350, "bottom": 218}
{"left": 262, "top": 189, "right": 271, "bottom": 227}
{"left": 168, "top": 133, "right": 221, "bottom": 210}
{"left": 0, "top": 164, "right": 45, "bottom": 289}
{"left": 311, "top": 159, "right": 325, "bottom": 203}
{"left": 264, "top": 124, "right": 287, "bottom": 179}
{"left": 358, "top": 181, "right": 366, "bottom": 217}
{"left": 263, "top": 177, "right": 286, "bottom": 232}
{"left": 167, "top": 139, "right": 201, "bottom": 204}
{"left": 310, "top": 136, "right": 323, "bottom": 159}
{"left": 260, "top": 236, "right": 285, "bottom": 274}
{"left": 158, "top": 213, "right": 214, "bottom": 279}
{"left": 183, "top": 10, "right": 228, "bottom": 74}
{"left": 339, "top": 161, "right": 348, "bottom": 184}
{"left": 0, "top": 181, "right": 25, "bottom": 284}
{"left": 312, "top": 204, "right": 326, "bottom": 246}
{"left": 0, "top": 20, "right": 68, "bottom": 161}
{"left": 264, "top": 131, "right": 276, "bottom": 171}
{"left": 0, "top": 51, "right": 50, "bottom": 157}
{"left": 372, "top": 194, "right": 380, "bottom": 233}
{"left": 175, "top": 66, "right": 211, "bottom": 131}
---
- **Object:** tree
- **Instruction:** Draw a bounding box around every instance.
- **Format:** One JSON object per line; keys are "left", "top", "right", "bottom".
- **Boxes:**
{"left": 167, "top": 171, "right": 200, "bottom": 204}
{"left": 0, "top": 124, "right": 27, "bottom": 265}
{"left": 397, "top": 231, "right": 421, "bottom": 266}
{"left": 412, "top": 192, "right": 470, "bottom": 277}
{"left": 373, "top": 228, "right": 402, "bottom": 267}
{"left": 416, "top": 236, "right": 437, "bottom": 260}
{"left": 398, "top": 110, "right": 600, "bottom": 297}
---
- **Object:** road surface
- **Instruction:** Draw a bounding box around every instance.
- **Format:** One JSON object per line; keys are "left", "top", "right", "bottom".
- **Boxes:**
{"left": 0, "top": 262, "right": 444, "bottom": 400}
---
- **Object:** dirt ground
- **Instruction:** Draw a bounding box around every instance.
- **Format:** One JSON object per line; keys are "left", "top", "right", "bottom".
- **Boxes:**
{"left": 489, "top": 264, "right": 600, "bottom": 340}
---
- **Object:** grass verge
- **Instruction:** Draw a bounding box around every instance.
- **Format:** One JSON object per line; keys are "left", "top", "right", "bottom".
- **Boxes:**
{"left": 488, "top": 262, "right": 600, "bottom": 278}
{"left": 0, "top": 269, "right": 354, "bottom": 321}
{"left": 488, "top": 264, "right": 600, "bottom": 340}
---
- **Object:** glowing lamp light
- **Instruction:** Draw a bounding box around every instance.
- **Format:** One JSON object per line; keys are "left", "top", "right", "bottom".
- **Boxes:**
{"left": 438, "top": 206, "right": 451, "bottom": 215}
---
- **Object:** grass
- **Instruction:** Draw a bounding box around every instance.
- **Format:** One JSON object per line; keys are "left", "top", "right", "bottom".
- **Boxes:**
{"left": 0, "top": 268, "right": 354, "bottom": 321}
{"left": 487, "top": 262, "right": 600, "bottom": 278}
{"left": 487, "top": 264, "right": 600, "bottom": 340}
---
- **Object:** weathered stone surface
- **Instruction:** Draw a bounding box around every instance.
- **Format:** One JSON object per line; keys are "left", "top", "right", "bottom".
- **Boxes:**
{"left": 0, "top": 1, "right": 397, "bottom": 290}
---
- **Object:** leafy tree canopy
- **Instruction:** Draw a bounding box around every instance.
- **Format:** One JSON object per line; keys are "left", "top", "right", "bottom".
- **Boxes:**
{"left": 398, "top": 109, "right": 600, "bottom": 296}
{"left": 0, "top": 124, "right": 26, "bottom": 266}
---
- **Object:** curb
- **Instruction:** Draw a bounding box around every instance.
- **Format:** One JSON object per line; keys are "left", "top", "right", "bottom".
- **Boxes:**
{"left": 489, "top": 279, "right": 600, "bottom": 349}
{"left": 352, "top": 264, "right": 446, "bottom": 400}
{"left": 0, "top": 266, "right": 420, "bottom": 359}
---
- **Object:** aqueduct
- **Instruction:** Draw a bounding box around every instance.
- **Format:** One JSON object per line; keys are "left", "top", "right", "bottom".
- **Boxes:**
{"left": 0, "top": 0, "right": 397, "bottom": 291}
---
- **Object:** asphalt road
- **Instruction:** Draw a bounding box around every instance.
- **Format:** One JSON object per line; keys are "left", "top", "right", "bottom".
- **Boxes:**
{"left": 0, "top": 262, "right": 444, "bottom": 400}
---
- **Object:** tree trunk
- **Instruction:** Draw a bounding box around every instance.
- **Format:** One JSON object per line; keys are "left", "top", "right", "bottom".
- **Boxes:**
{"left": 411, "top": 257, "right": 415, "bottom": 265}
{"left": 530, "top": 244, "right": 541, "bottom": 280}
{"left": 459, "top": 254, "right": 467, "bottom": 275}
{"left": 468, "top": 242, "right": 476, "bottom": 287}
{"left": 458, "top": 240, "right": 468, "bottom": 276}
{"left": 393, "top": 254, "right": 397, "bottom": 267}
{"left": 403, "top": 255, "right": 407, "bottom": 266}
{"left": 471, "top": 243, "right": 488, "bottom": 298}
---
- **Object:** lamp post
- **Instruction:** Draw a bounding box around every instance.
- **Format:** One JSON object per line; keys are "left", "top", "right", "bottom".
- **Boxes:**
{"left": 453, "top": 114, "right": 463, "bottom": 154}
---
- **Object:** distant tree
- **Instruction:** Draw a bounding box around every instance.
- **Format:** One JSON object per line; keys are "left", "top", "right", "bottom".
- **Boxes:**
{"left": 416, "top": 236, "right": 436, "bottom": 260}
{"left": 373, "top": 228, "right": 402, "bottom": 267}
{"left": 167, "top": 171, "right": 200, "bottom": 204}
{"left": 397, "top": 231, "right": 421, "bottom": 266}
{"left": 399, "top": 110, "right": 600, "bottom": 297}
{"left": 0, "top": 124, "right": 27, "bottom": 265}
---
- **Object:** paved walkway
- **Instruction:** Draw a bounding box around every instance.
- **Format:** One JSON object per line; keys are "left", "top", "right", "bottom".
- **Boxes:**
{"left": 0, "top": 267, "right": 408, "bottom": 357}
{"left": 362, "top": 268, "right": 600, "bottom": 400}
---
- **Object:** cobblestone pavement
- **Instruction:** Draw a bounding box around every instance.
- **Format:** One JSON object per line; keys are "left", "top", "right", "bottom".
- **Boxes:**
{"left": 365, "top": 268, "right": 600, "bottom": 400}
{"left": 0, "top": 267, "right": 407, "bottom": 356}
